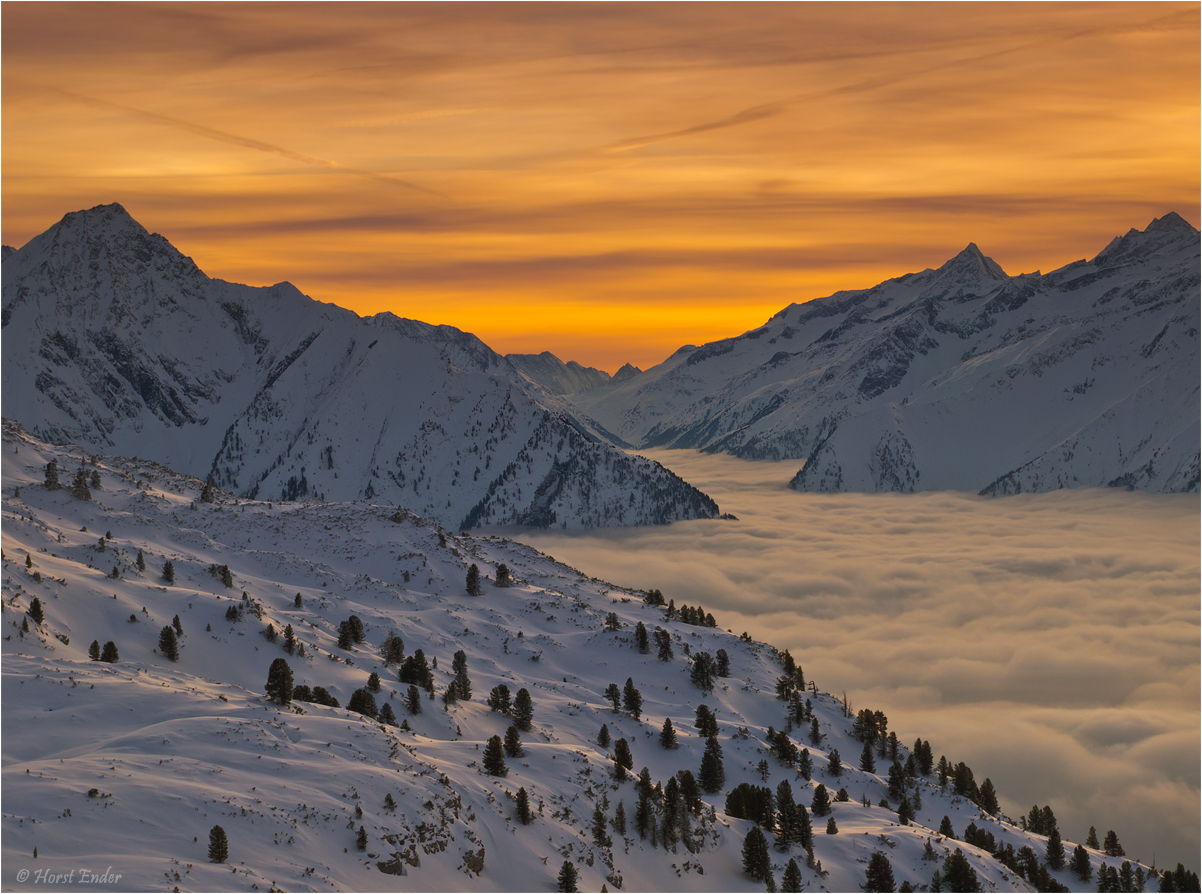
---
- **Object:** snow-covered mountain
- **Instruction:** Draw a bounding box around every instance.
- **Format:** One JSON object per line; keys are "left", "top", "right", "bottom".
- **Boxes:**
{"left": 507, "top": 352, "right": 615, "bottom": 396}
{"left": 568, "top": 215, "right": 1200, "bottom": 495}
{"left": 1, "top": 204, "right": 718, "bottom": 529}
{"left": 3, "top": 423, "right": 1177, "bottom": 893}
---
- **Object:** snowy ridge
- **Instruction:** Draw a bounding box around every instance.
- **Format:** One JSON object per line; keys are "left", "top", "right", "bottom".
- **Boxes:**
{"left": 567, "top": 215, "right": 1200, "bottom": 495}
{"left": 1, "top": 204, "right": 718, "bottom": 529}
{"left": 1, "top": 423, "right": 1170, "bottom": 892}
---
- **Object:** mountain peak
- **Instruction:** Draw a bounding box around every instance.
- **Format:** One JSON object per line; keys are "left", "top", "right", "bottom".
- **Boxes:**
{"left": 1092, "top": 211, "right": 1200, "bottom": 267}
{"left": 934, "top": 242, "right": 1009, "bottom": 284}
{"left": 612, "top": 362, "right": 642, "bottom": 382}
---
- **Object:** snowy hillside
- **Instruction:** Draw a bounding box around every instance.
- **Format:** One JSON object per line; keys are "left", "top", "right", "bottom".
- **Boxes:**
{"left": 0, "top": 204, "right": 717, "bottom": 529}
{"left": 568, "top": 215, "right": 1200, "bottom": 495}
{"left": 2, "top": 423, "right": 1180, "bottom": 893}
{"left": 508, "top": 353, "right": 614, "bottom": 396}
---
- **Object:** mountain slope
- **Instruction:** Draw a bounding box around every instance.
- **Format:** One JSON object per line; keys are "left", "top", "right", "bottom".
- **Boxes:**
{"left": 1, "top": 204, "right": 718, "bottom": 529}
{"left": 569, "top": 215, "right": 1199, "bottom": 495}
{"left": 1, "top": 423, "right": 1167, "bottom": 892}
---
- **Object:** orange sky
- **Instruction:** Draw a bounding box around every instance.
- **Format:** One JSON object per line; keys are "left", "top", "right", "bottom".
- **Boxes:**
{"left": 3, "top": 2, "right": 1198, "bottom": 372}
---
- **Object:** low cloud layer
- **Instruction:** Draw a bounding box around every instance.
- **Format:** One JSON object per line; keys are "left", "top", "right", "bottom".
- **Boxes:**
{"left": 514, "top": 450, "right": 1200, "bottom": 869}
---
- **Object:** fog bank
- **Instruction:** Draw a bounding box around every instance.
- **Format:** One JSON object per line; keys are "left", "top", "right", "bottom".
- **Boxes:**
{"left": 514, "top": 449, "right": 1200, "bottom": 869}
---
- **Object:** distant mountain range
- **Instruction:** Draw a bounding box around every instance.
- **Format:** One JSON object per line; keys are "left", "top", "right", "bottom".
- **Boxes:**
{"left": 0, "top": 204, "right": 718, "bottom": 529}
{"left": 557, "top": 214, "right": 1199, "bottom": 494}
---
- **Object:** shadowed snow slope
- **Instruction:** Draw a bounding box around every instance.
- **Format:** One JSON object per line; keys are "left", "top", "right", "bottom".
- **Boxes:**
{"left": 1, "top": 423, "right": 1166, "bottom": 891}
{"left": 0, "top": 204, "right": 717, "bottom": 530}
{"left": 568, "top": 214, "right": 1200, "bottom": 495}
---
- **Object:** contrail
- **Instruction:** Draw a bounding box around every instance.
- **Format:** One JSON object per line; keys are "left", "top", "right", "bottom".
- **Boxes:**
{"left": 33, "top": 83, "right": 447, "bottom": 199}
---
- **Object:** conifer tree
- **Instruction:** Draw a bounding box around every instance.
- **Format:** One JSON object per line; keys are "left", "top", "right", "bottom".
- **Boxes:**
{"left": 938, "top": 816, "right": 955, "bottom": 838}
{"left": 782, "top": 858, "right": 803, "bottom": 893}
{"left": 516, "top": 787, "right": 533, "bottom": 824}
{"left": 613, "top": 800, "right": 627, "bottom": 837}
{"left": 451, "top": 649, "right": 471, "bottom": 700}
{"left": 172, "top": 614, "right": 183, "bottom": 635}
{"left": 265, "top": 658, "right": 293, "bottom": 704}
{"left": 356, "top": 826, "right": 367, "bottom": 850}
{"left": 826, "top": 816, "right": 838, "bottom": 834}
{"left": 1102, "top": 830, "right": 1124, "bottom": 857}
{"left": 488, "top": 684, "right": 512, "bottom": 713}
{"left": 71, "top": 468, "right": 92, "bottom": 500}
{"left": 44, "top": 460, "right": 60, "bottom": 491}
{"left": 163, "top": 560, "right": 175, "bottom": 584}
{"left": 742, "top": 826, "right": 770, "bottom": 881}
{"left": 1046, "top": 827, "right": 1065, "bottom": 869}
{"left": 26, "top": 597, "right": 43, "bottom": 625}
{"left": 654, "top": 627, "right": 673, "bottom": 660}
{"left": 136, "top": 549, "right": 145, "bottom": 572}
{"left": 865, "top": 852, "right": 897, "bottom": 892}
{"left": 695, "top": 704, "right": 719, "bottom": 738}
{"left": 635, "top": 621, "right": 649, "bottom": 653}
{"left": 483, "top": 734, "right": 507, "bottom": 776}
{"left": 367, "top": 672, "right": 381, "bottom": 692}
{"left": 220, "top": 565, "right": 233, "bottom": 588}
{"left": 592, "top": 805, "right": 612, "bottom": 848}
{"left": 348, "top": 688, "right": 378, "bottom": 718}
{"left": 101, "top": 641, "right": 119, "bottom": 663}
{"left": 283, "top": 623, "right": 296, "bottom": 654}
{"left": 208, "top": 825, "right": 229, "bottom": 863}
{"left": 347, "top": 615, "right": 364, "bottom": 643}
{"left": 604, "top": 611, "right": 621, "bottom": 631}
{"left": 379, "top": 702, "right": 397, "bottom": 726}
{"left": 811, "top": 784, "right": 831, "bottom": 817}
{"left": 861, "top": 739, "right": 877, "bottom": 773}
{"left": 659, "top": 717, "right": 678, "bottom": 749}
{"left": 158, "top": 625, "right": 180, "bottom": 661}
{"left": 511, "top": 688, "right": 534, "bottom": 730}
{"left": 1071, "top": 844, "right": 1092, "bottom": 881}
{"left": 715, "top": 648, "right": 730, "bottom": 676}
{"left": 466, "top": 564, "right": 482, "bottom": 596}
{"left": 338, "top": 621, "right": 354, "bottom": 649}
{"left": 613, "top": 738, "right": 633, "bottom": 779}
{"left": 504, "top": 725, "right": 524, "bottom": 758}
{"left": 897, "top": 797, "right": 914, "bottom": 826}
{"left": 699, "top": 736, "right": 726, "bottom": 794}
{"left": 89, "top": 640, "right": 101, "bottom": 661}
{"left": 690, "top": 652, "right": 716, "bottom": 691}
{"left": 828, "top": 748, "right": 842, "bottom": 777}
{"left": 622, "top": 677, "right": 642, "bottom": 719}
{"left": 557, "top": 860, "right": 579, "bottom": 893}
{"left": 406, "top": 684, "right": 422, "bottom": 715}
{"left": 495, "top": 563, "right": 512, "bottom": 587}
{"left": 294, "top": 593, "right": 303, "bottom": 608}
{"left": 598, "top": 724, "right": 610, "bottom": 749}
{"left": 200, "top": 481, "right": 215, "bottom": 503}
{"left": 604, "top": 683, "right": 621, "bottom": 712}
{"left": 978, "top": 778, "right": 999, "bottom": 814}
{"left": 1086, "top": 826, "right": 1100, "bottom": 849}
{"left": 940, "top": 849, "right": 981, "bottom": 892}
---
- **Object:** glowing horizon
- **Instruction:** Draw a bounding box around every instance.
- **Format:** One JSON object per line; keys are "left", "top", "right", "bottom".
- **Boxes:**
{"left": 3, "top": 2, "right": 1198, "bottom": 372}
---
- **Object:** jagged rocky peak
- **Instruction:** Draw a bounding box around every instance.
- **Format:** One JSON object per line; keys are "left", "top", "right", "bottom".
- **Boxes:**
{"left": 934, "top": 242, "right": 1009, "bottom": 285}
{"left": 1092, "top": 211, "right": 1200, "bottom": 267}
{"left": 612, "top": 362, "right": 642, "bottom": 382}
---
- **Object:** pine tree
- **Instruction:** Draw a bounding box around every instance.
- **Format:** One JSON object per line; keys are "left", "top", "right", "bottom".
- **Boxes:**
{"left": 613, "top": 800, "right": 627, "bottom": 837}
{"left": 172, "top": 614, "right": 183, "bottom": 635}
{"left": 592, "top": 805, "right": 612, "bottom": 848}
{"left": 604, "top": 683, "right": 621, "bottom": 712}
{"left": 163, "top": 560, "right": 175, "bottom": 584}
{"left": 380, "top": 631, "right": 404, "bottom": 665}
{"left": 860, "top": 739, "right": 877, "bottom": 773}
{"left": 597, "top": 724, "right": 610, "bottom": 748}
{"left": 384, "top": 793, "right": 397, "bottom": 810}
{"left": 200, "top": 481, "right": 215, "bottom": 503}
{"left": 1046, "top": 826, "right": 1066, "bottom": 869}
{"left": 158, "top": 625, "right": 180, "bottom": 661}
{"left": 338, "top": 621, "right": 354, "bottom": 649}
{"left": 44, "top": 460, "right": 60, "bottom": 491}
{"left": 136, "top": 549, "right": 145, "bottom": 572}
{"left": 495, "top": 563, "right": 512, "bottom": 587}
{"left": 516, "top": 787, "right": 533, "bottom": 824}
{"left": 283, "top": 623, "right": 296, "bottom": 654}
{"left": 635, "top": 621, "right": 649, "bottom": 653}
{"left": 897, "top": 797, "right": 914, "bottom": 826}
{"left": 367, "top": 672, "right": 381, "bottom": 692}
{"left": 71, "top": 468, "right": 92, "bottom": 501}
{"left": 978, "top": 778, "right": 999, "bottom": 814}
{"left": 504, "top": 725, "right": 524, "bottom": 758}
{"left": 699, "top": 735, "right": 725, "bottom": 793}
{"left": 659, "top": 717, "right": 678, "bottom": 749}
{"left": 379, "top": 702, "right": 397, "bottom": 726}
{"left": 511, "top": 688, "right": 534, "bottom": 730}
{"left": 466, "top": 564, "right": 482, "bottom": 596}
{"left": 622, "top": 677, "right": 642, "bottom": 719}
{"left": 101, "top": 641, "right": 119, "bottom": 663}
{"left": 265, "top": 658, "right": 293, "bottom": 704}
{"left": 695, "top": 704, "right": 719, "bottom": 738}
{"left": 938, "top": 815, "right": 955, "bottom": 838}
{"left": 208, "top": 825, "right": 229, "bottom": 863}
{"left": 654, "top": 627, "right": 673, "bottom": 661}
{"left": 406, "top": 684, "right": 422, "bottom": 715}
{"left": 782, "top": 858, "right": 803, "bottom": 893}
{"left": 347, "top": 615, "right": 364, "bottom": 643}
{"left": 940, "top": 849, "right": 981, "bottom": 893}
{"left": 613, "top": 738, "right": 633, "bottom": 779}
{"left": 294, "top": 593, "right": 303, "bottom": 608}
{"left": 690, "top": 652, "right": 716, "bottom": 691}
{"left": 89, "top": 640, "right": 101, "bottom": 661}
{"left": 826, "top": 816, "right": 838, "bottom": 834}
{"left": 604, "top": 611, "right": 621, "bottom": 631}
{"left": 451, "top": 649, "right": 471, "bottom": 700}
{"left": 742, "top": 826, "right": 770, "bottom": 881}
{"left": 356, "top": 826, "right": 367, "bottom": 850}
{"left": 715, "top": 648, "right": 731, "bottom": 676}
{"left": 26, "top": 597, "right": 44, "bottom": 625}
{"left": 1086, "top": 826, "right": 1100, "bottom": 849}
{"left": 557, "top": 860, "right": 579, "bottom": 892}
{"left": 1071, "top": 844, "right": 1092, "bottom": 881}
{"left": 1102, "top": 830, "right": 1124, "bottom": 857}
{"left": 488, "top": 684, "right": 512, "bottom": 714}
{"left": 482, "top": 734, "right": 507, "bottom": 776}
{"left": 828, "top": 748, "right": 842, "bottom": 777}
{"left": 348, "top": 688, "right": 378, "bottom": 718}
{"left": 865, "top": 852, "right": 897, "bottom": 892}
{"left": 811, "top": 784, "right": 831, "bottom": 817}
{"left": 220, "top": 565, "right": 233, "bottom": 588}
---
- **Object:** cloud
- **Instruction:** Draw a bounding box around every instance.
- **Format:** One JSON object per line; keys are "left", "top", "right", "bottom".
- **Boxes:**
{"left": 513, "top": 449, "right": 1201, "bottom": 868}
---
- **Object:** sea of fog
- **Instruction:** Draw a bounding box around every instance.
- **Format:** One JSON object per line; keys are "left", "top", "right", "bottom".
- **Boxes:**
{"left": 512, "top": 449, "right": 1201, "bottom": 870}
